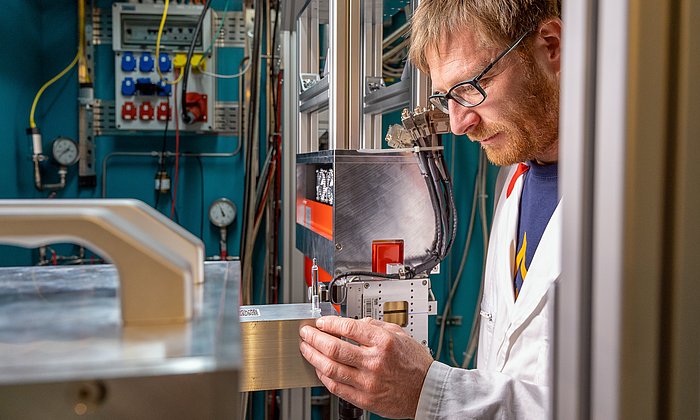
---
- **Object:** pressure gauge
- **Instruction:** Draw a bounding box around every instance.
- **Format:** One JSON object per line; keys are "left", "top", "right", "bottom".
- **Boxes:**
{"left": 208, "top": 198, "right": 236, "bottom": 228}
{"left": 51, "top": 137, "right": 79, "bottom": 166}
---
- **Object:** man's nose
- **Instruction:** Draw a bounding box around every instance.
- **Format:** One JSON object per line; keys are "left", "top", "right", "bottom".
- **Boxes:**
{"left": 448, "top": 100, "right": 480, "bottom": 135}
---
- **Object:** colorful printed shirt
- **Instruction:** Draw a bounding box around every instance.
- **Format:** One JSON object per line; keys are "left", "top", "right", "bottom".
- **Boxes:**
{"left": 513, "top": 161, "right": 559, "bottom": 300}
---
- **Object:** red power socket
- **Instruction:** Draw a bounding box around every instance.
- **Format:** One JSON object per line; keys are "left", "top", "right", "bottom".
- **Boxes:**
{"left": 157, "top": 102, "right": 171, "bottom": 121}
{"left": 121, "top": 102, "right": 137, "bottom": 120}
{"left": 185, "top": 93, "right": 208, "bottom": 123}
{"left": 139, "top": 102, "right": 155, "bottom": 121}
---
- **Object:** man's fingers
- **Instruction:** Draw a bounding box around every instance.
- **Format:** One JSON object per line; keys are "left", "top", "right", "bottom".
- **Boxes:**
{"left": 300, "top": 325, "right": 363, "bottom": 368}
{"left": 299, "top": 341, "right": 362, "bottom": 388}
{"left": 360, "top": 317, "right": 407, "bottom": 335}
{"left": 315, "top": 316, "right": 380, "bottom": 346}
{"left": 315, "top": 371, "right": 369, "bottom": 411}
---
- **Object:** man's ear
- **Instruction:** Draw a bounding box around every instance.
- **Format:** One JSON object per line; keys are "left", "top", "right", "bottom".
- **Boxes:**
{"left": 534, "top": 18, "right": 562, "bottom": 76}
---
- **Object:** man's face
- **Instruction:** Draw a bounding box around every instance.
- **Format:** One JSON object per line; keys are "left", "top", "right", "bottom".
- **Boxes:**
{"left": 426, "top": 28, "right": 560, "bottom": 165}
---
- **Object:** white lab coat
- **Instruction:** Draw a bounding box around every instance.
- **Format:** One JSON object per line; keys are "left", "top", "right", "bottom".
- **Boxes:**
{"left": 415, "top": 164, "right": 561, "bottom": 419}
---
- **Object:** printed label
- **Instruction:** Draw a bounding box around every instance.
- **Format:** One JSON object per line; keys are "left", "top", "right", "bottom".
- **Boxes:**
{"left": 239, "top": 308, "right": 261, "bottom": 317}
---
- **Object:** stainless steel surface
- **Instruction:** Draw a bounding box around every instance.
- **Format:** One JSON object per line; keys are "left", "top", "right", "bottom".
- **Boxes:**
{"left": 363, "top": 77, "right": 412, "bottom": 115}
{"left": 556, "top": 0, "right": 597, "bottom": 417}
{"left": 239, "top": 303, "right": 336, "bottom": 392}
{"left": 296, "top": 0, "right": 323, "bottom": 153}
{"left": 213, "top": 101, "right": 240, "bottom": 135}
{"left": 299, "top": 76, "right": 330, "bottom": 104}
{"left": 409, "top": 0, "right": 430, "bottom": 112}
{"left": 346, "top": 278, "right": 435, "bottom": 345}
{"left": 296, "top": 150, "right": 436, "bottom": 275}
{"left": 299, "top": 88, "right": 330, "bottom": 114}
{"left": 0, "top": 262, "right": 240, "bottom": 419}
{"left": 282, "top": 27, "right": 310, "bottom": 419}
{"left": 0, "top": 200, "right": 204, "bottom": 324}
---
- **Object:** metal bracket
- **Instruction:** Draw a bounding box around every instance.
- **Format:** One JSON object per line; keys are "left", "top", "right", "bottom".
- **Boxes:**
{"left": 79, "top": 4, "right": 98, "bottom": 187}
{"left": 365, "top": 76, "right": 385, "bottom": 95}
{"left": 214, "top": 102, "right": 240, "bottom": 135}
{"left": 93, "top": 99, "right": 117, "bottom": 136}
{"left": 213, "top": 11, "right": 248, "bottom": 48}
{"left": 92, "top": 7, "right": 113, "bottom": 46}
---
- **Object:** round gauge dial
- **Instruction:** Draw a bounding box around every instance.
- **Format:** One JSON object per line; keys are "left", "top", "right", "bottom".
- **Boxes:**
{"left": 208, "top": 198, "right": 236, "bottom": 228}
{"left": 52, "top": 137, "right": 79, "bottom": 166}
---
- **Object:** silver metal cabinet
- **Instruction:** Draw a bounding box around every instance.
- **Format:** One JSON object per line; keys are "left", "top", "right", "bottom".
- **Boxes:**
{"left": 0, "top": 262, "right": 241, "bottom": 419}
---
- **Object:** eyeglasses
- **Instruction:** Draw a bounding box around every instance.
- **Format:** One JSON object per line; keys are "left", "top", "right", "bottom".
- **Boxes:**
{"left": 428, "top": 30, "right": 532, "bottom": 113}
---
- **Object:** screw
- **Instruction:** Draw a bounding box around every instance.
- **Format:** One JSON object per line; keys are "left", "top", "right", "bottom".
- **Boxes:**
{"left": 421, "top": 340, "right": 427, "bottom": 346}
{"left": 335, "top": 243, "right": 342, "bottom": 250}
{"left": 364, "top": 283, "right": 369, "bottom": 289}
{"left": 422, "top": 280, "right": 427, "bottom": 286}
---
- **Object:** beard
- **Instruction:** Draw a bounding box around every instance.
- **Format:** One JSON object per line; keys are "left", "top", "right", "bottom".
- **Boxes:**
{"left": 470, "top": 58, "right": 560, "bottom": 166}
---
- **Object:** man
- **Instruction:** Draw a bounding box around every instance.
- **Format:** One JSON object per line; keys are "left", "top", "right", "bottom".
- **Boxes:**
{"left": 299, "top": 0, "right": 561, "bottom": 418}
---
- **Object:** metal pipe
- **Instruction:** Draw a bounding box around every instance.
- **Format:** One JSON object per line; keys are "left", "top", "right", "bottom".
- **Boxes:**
{"left": 102, "top": 152, "right": 159, "bottom": 198}
{"left": 41, "top": 168, "right": 68, "bottom": 191}
{"left": 102, "top": 150, "right": 241, "bottom": 198}
{"left": 33, "top": 157, "right": 68, "bottom": 192}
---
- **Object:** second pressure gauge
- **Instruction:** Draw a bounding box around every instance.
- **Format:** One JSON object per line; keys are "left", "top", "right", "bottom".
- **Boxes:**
{"left": 51, "top": 137, "right": 79, "bottom": 166}
{"left": 208, "top": 198, "right": 237, "bottom": 228}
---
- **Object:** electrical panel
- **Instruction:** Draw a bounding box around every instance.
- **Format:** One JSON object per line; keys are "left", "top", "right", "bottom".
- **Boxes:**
{"left": 112, "top": 3, "right": 215, "bottom": 132}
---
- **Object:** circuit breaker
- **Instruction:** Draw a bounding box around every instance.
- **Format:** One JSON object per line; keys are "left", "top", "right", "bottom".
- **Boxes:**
{"left": 112, "top": 3, "right": 215, "bottom": 132}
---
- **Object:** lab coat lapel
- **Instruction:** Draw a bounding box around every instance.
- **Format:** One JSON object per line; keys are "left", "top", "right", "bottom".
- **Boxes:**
{"left": 504, "top": 201, "right": 562, "bottom": 343}
{"left": 487, "top": 165, "right": 525, "bottom": 364}
{"left": 494, "top": 166, "right": 525, "bottom": 307}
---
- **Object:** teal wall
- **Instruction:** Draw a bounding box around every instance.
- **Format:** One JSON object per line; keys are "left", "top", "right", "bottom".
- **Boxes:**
{"left": 433, "top": 135, "right": 498, "bottom": 368}
{"left": 0, "top": 0, "right": 248, "bottom": 266}
{"left": 1, "top": 1, "right": 497, "bottom": 417}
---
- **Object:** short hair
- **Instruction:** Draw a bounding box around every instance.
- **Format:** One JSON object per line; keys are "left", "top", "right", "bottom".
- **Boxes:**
{"left": 409, "top": 0, "right": 561, "bottom": 73}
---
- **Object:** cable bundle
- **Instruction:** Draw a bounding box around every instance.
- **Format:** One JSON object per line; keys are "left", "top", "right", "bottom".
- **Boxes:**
{"left": 329, "top": 109, "right": 457, "bottom": 301}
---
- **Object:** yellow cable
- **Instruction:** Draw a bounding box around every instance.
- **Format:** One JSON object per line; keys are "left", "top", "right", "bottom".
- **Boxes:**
{"left": 155, "top": 0, "right": 182, "bottom": 85}
{"left": 29, "top": 0, "right": 86, "bottom": 128}
{"left": 78, "top": 0, "right": 91, "bottom": 84}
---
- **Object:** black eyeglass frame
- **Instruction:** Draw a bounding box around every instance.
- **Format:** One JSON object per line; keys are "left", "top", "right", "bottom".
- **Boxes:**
{"left": 428, "top": 29, "right": 533, "bottom": 112}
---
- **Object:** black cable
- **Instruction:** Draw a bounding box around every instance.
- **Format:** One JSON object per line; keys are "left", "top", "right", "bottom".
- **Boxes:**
{"left": 180, "top": 0, "right": 214, "bottom": 123}
{"left": 239, "top": 0, "right": 264, "bottom": 268}
{"left": 419, "top": 151, "right": 444, "bottom": 260}
{"left": 235, "top": 56, "right": 249, "bottom": 156}
{"left": 328, "top": 136, "right": 458, "bottom": 299}
{"left": 444, "top": 179, "right": 458, "bottom": 256}
{"left": 269, "top": 0, "right": 280, "bottom": 133}
{"left": 329, "top": 271, "right": 402, "bottom": 305}
{"left": 427, "top": 156, "right": 448, "bottom": 257}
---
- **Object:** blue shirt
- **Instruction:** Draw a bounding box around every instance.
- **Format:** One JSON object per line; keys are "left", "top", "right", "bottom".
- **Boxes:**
{"left": 513, "top": 162, "right": 559, "bottom": 300}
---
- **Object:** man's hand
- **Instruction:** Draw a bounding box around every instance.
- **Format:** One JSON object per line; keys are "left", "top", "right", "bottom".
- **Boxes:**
{"left": 299, "top": 316, "right": 434, "bottom": 419}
